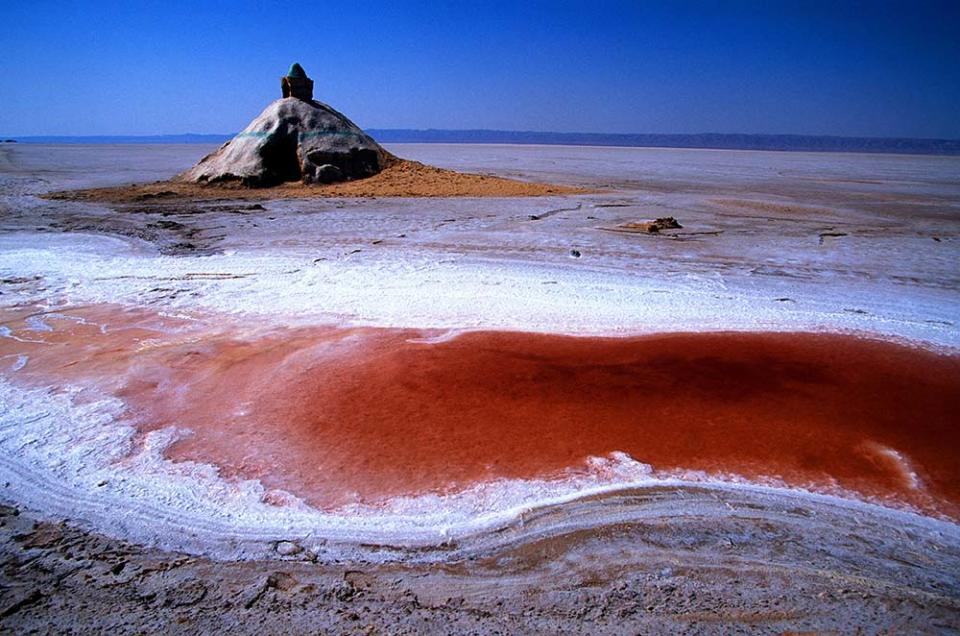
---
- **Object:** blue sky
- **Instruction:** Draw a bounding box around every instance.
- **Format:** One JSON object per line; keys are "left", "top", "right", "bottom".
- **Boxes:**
{"left": 1, "top": 0, "right": 958, "bottom": 137}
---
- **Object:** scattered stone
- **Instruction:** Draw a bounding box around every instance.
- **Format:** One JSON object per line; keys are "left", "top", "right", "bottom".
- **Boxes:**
{"left": 308, "top": 163, "right": 344, "bottom": 184}
{"left": 241, "top": 579, "right": 269, "bottom": 610}
{"left": 818, "top": 231, "right": 848, "bottom": 245}
{"left": 528, "top": 203, "right": 582, "bottom": 221}
{"left": 275, "top": 540, "right": 302, "bottom": 556}
{"left": 332, "top": 580, "right": 357, "bottom": 602}
{"left": 267, "top": 572, "right": 298, "bottom": 592}
{"left": 241, "top": 571, "right": 299, "bottom": 609}
{"left": 617, "top": 217, "right": 683, "bottom": 233}
{"left": 343, "top": 570, "right": 374, "bottom": 591}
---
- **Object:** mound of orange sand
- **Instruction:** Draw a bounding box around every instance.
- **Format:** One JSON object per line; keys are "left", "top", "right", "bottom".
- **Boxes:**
{"left": 45, "top": 158, "right": 588, "bottom": 203}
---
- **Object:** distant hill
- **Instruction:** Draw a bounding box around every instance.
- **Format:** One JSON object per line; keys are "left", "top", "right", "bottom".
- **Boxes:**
{"left": 367, "top": 130, "right": 960, "bottom": 155}
{"left": 6, "top": 131, "right": 960, "bottom": 156}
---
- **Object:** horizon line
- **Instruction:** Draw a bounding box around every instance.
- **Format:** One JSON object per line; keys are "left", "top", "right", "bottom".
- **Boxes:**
{"left": 5, "top": 129, "right": 960, "bottom": 143}
{"left": 5, "top": 130, "right": 959, "bottom": 156}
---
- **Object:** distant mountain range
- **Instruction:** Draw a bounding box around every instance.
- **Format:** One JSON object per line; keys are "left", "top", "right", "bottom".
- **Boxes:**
{"left": 6, "top": 130, "right": 960, "bottom": 156}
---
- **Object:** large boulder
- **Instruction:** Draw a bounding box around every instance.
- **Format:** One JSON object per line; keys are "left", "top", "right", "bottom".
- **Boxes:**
{"left": 180, "top": 80, "right": 391, "bottom": 187}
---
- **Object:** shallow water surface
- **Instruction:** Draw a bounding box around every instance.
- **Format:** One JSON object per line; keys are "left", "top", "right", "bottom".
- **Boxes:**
{"left": 3, "top": 305, "right": 958, "bottom": 517}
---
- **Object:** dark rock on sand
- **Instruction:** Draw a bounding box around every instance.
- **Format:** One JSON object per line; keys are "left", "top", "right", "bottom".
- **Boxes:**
{"left": 619, "top": 217, "right": 683, "bottom": 233}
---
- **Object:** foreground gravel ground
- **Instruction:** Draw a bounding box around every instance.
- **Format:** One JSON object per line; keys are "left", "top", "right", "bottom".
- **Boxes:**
{"left": 3, "top": 484, "right": 960, "bottom": 634}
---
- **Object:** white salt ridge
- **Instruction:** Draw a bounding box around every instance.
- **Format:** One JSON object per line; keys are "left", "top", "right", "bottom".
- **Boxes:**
{"left": 0, "top": 232, "right": 957, "bottom": 350}
{"left": 881, "top": 448, "right": 923, "bottom": 491}
{"left": 859, "top": 441, "right": 925, "bottom": 491}
{"left": 406, "top": 329, "right": 467, "bottom": 344}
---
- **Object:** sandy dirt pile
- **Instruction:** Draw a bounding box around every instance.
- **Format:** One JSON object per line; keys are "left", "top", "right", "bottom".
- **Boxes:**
{"left": 44, "top": 158, "right": 586, "bottom": 202}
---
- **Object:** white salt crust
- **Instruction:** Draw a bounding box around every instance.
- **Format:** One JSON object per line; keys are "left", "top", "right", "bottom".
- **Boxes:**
{"left": 0, "top": 231, "right": 957, "bottom": 561}
{"left": 0, "top": 232, "right": 956, "bottom": 349}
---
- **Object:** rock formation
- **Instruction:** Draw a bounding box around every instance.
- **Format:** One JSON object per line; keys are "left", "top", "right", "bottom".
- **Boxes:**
{"left": 180, "top": 63, "right": 391, "bottom": 187}
{"left": 617, "top": 217, "right": 683, "bottom": 233}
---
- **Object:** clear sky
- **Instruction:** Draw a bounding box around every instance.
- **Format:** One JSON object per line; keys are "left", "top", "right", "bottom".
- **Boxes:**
{"left": 1, "top": 0, "right": 958, "bottom": 138}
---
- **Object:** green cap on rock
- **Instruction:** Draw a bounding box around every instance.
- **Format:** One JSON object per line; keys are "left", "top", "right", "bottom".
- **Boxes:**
{"left": 287, "top": 63, "right": 307, "bottom": 79}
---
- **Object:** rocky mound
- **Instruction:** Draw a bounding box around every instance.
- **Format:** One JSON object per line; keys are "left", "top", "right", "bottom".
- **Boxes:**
{"left": 44, "top": 63, "right": 590, "bottom": 201}
{"left": 179, "top": 64, "right": 392, "bottom": 187}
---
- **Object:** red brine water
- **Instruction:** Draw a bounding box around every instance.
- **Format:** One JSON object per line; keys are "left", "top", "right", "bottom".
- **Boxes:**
{"left": 3, "top": 306, "right": 959, "bottom": 516}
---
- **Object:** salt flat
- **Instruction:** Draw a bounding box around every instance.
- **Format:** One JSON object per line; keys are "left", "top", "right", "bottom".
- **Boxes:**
{"left": 2, "top": 144, "right": 958, "bottom": 343}
{"left": 0, "top": 142, "right": 958, "bottom": 633}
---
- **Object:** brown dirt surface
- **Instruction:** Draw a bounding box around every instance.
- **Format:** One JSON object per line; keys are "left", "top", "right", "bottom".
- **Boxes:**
{"left": 43, "top": 158, "right": 590, "bottom": 203}
{"left": 709, "top": 198, "right": 840, "bottom": 217}
{"left": 3, "top": 494, "right": 959, "bottom": 635}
